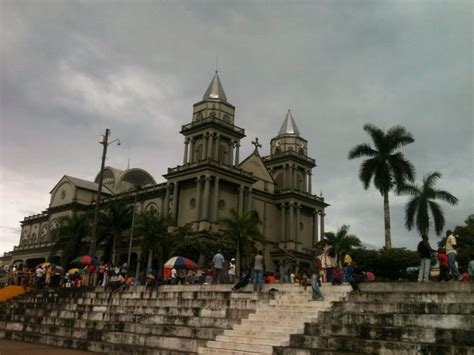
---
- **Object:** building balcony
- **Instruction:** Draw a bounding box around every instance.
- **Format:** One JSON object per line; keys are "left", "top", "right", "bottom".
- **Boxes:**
{"left": 181, "top": 117, "right": 245, "bottom": 136}
{"left": 263, "top": 151, "right": 316, "bottom": 165}
{"left": 167, "top": 158, "right": 254, "bottom": 178}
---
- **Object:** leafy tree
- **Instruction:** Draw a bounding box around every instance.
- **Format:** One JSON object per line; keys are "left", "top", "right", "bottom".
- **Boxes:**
{"left": 398, "top": 172, "right": 458, "bottom": 239}
{"left": 50, "top": 213, "right": 90, "bottom": 267}
{"left": 134, "top": 210, "right": 170, "bottom": 272}
{"left": 438, "top": 214, "right": 474, "bottom": 271}
{"left": 170, "top": 227, "right": 235, "bottom": 268}
{"left": 97, "top": 200, "right": 132, "bottom": 264}
{"left": 322, "top": 225, "right": 362, "bottom": 266}
{"left": 348, "top": 124, "right": 416, "bottom": 249}
{"left": 220, "top": 209, "right": 265, "bottom": 276}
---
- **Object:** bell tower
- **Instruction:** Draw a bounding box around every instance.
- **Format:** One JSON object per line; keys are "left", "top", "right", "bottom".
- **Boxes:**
{"left": 180, "top": 71, "right": 243, "bottom": 166}
{"left": 264, "top": 110, "right": 316, "bottom": 193}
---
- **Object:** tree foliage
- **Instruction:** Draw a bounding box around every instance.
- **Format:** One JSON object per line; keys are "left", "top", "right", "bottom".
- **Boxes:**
{"left": 97, "top": 200, "right": 132, "bottom": 263}
{"left": 220, "top": 209, "right": 265, "bottom": 275}
{"left": 398, "top": 171, "right": 458, "bottom": 237}
{"left": 134, "top": 210, "right": 170, "bottom": 271}
{"left": 437, "top": 214, "right": 474, "bottom": 271}
{"left": 322, "top": 225, "right": 362, "bottom": 266}
{"left": 350, "top": 247, "right": 419, "bottom": 281}
{"left": 348, "top": 124, "right": 416, "bottom": 249}
{"left": 50, "top": 213, "right": 90, "bottom": 268}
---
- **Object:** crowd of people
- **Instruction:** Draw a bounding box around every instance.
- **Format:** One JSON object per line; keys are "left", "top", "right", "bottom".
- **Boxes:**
{"left": 2, "top": 231, "right": 473, "bottom": 296}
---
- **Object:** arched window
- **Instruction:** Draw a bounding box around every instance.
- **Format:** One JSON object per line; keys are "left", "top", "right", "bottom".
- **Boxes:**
{"left": 275, "top": 174, "right": 283, "bottom": 191}
{"left": 195, "top": 144, "right": 204, "bottom": 162}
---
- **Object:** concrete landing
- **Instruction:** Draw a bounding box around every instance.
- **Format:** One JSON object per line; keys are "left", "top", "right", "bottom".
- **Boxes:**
{"left": 0, "top": 340, "right": 99, "bottom": 354}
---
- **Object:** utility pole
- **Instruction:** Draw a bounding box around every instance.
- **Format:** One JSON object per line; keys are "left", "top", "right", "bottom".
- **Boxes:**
{"left": 90, "top": 128, "right": 110, "bottom": 257}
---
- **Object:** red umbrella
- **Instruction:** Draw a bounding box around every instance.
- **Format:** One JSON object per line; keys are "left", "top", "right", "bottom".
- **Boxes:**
{"left": 71, "top": 255, "right": 100, "bottom": 266}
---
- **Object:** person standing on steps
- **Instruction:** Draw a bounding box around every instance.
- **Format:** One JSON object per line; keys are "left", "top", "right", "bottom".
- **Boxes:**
{"left": 253, "top": 250, "right": 264, "bottom": 292}
{"left": 310, "top": 255, "right": 324, "bottom": 301}
{"left": 212, "top": 250, "right": 224, "bottom": 284}
{"left": 417, "top": 235, "right": 436, "bottom": 282}
{"left": 228, "top": 258, "right": 236, "bottom": 284}
{"left": 437, "top": 248, "right": 450, "bottom": 282}
{"left": 445, "top": 230, "right": 463, "bottom": 281}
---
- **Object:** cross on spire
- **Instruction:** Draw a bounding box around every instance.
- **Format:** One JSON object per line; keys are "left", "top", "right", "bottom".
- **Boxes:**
{"left": 252, "top": 137, "right": 262, "bottom": 153}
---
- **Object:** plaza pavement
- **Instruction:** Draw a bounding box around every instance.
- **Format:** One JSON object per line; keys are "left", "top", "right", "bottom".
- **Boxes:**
{"left": 0, "top": 340, "right": 99, "bottom": 354}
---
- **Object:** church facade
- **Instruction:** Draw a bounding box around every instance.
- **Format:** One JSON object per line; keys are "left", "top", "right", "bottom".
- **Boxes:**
{"left": 2, "top": 72, "right": 328, "bottom": 272}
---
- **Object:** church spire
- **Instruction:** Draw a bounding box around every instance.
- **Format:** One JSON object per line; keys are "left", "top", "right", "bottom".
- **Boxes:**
{"left": 278, "top": 109, "right": 300, "bottom": 136}
{"left": 203, "top": 71, "right": 228, "bottom": 102}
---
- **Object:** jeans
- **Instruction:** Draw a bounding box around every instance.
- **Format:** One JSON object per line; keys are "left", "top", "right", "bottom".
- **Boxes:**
{"left": 349, "top": 275, "right": 364, "bottom": 291}
{"left": 418, "top": 258, "right": 431, "bottom": 282}
{"left": 253, "top": 269, "right": 263, "bottom": 292}
{"left": 448, "top": 253, "right": 460, "bottom": 279}
{"left": 326, "top": 267, "right": 334, "bottom": 283}
{"left": 283, "top": 264, "right": 292, "bottom": 283}
{"left": 311, "top": 274, "right": 324, "bottom": 300}
{"left": 343, "top": 266, "right": 351, "bottom": 283}
{"left": 213, "top": 268, "right": 222, "bottom": 284}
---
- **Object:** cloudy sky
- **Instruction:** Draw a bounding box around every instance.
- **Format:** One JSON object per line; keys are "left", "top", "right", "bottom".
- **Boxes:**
{"left": 1, "top": 0, "right": 472, "bottom": 254}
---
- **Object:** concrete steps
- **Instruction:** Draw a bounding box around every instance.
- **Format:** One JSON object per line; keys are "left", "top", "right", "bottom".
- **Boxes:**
{"left": 198, "top": 284, "right": 350, "bottom": 354}
{"left": 0, "top": 285, "right": 277, "bottom": 353}
{"left": 276, "top": 282, "right": 474, "bottom": 355}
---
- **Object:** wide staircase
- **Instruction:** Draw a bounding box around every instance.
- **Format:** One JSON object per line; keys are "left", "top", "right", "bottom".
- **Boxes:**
{"left": 0, "top": 284, "right": 280, "bottom": 354}
{"left": 198, "top": 284, "right": 351, "bottom": 354}
{"left": 275, "top": 282, "right": 474, "bottom": 355}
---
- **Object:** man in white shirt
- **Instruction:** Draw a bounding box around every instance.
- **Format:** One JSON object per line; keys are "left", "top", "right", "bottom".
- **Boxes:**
{"left": 445, "top": 230, "right": 463, "bottom": 281}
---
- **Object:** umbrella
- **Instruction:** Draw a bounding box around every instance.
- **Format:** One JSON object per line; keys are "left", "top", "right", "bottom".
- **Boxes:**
{"left": 164, "top": 256, "right": 197, "bottom": 270}
{"left": 68, "top": 268, "right": 80, "bottom": 274}
{"left": 71, "top": 256, "right": 100, "bottom": 266}
{"left": 35, "top": 262, "right": 54, "bottom": 269}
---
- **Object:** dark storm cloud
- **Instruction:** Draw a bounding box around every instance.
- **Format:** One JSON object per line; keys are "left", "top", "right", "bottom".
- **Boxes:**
{"left": 1, "top": 0, "right": 472, "bottom": 253}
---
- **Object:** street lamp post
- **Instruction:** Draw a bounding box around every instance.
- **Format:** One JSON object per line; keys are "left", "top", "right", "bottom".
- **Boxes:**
{"left": 127, "top": 186, "right": 140, "bottom": 268}
{"left": 89, "top": 128, "right": 120, "bottom": 257}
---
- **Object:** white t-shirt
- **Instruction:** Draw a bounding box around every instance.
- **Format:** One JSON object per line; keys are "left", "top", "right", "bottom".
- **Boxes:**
{"left": 171, "top": 268, "right": 177, "bottom": 278}
{"left": 254, "top": 255, "right": 264, "bottom": 271}
{"left": 228, "top": 263, "right": 235, "bottom": 275}
{"left": 445, "top": 234, "right": 457, "bottom": 254}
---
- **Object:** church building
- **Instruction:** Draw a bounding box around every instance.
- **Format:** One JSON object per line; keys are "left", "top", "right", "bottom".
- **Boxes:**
{"left": 3, "top": 72, "right": 328, "bottom": 272}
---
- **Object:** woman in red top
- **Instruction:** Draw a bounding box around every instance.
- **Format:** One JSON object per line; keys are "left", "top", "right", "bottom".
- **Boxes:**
{"left": 437, "top": 248, "right": 450, "bottom": 281}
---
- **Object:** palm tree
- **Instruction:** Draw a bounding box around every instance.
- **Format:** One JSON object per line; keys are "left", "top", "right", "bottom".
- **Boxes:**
{"left": 134, "top": 210, "right": 169, "bottom": 272}
{"left": 348, "top": 124, "right": 416, "bottom": 248}
{"left": 398, "top": 171, "right": 458, "bottom": 238}
{"left": 220, "top": 209, "right": 265, "bottom": 276}
{"left": 98, "top": 200, "right": 132, "bottom": 264}
{"left": 50, "top": 213, "right": 91, "bottom": 267}
{"left": 322, "top": 225, "right": 362, "bottom": 267}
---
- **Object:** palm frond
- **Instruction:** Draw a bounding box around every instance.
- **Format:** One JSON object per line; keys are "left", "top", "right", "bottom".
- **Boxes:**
{"left": 359, "top": 158, "right": 379, "bottom": 190}
{"left": 363, "top": 124, "right": 386, "bottom": 150}
{"left": 386, "top": 125, "right": 415, "bottom": 152}
{"left": 388, "top": 152, "right": 416, "bottom": 186}
{"left": 423, "top": 171, "right": 442, "bottom": 187}
{"left": 404, "top": 197, "right": 419, "bottom": 231}
{"left": 415, "top": 199, "right": 430, "bottom": 236}
{"left": 348, "top": 143, "right": 377, "bottom": 160}
{"left": 397, "top": 183, "right": 421, "bottom": 196}
{"left": 428, "top": 201, "right": 445, "bottom": 235}
{"left": 434, "top": 190, "right": 459, "bottom": 205}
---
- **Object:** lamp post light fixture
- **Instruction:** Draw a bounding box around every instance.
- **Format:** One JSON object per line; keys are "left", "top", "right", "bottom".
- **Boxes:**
{"left": 89, "top": 128, "right": 121, "bottom": 257}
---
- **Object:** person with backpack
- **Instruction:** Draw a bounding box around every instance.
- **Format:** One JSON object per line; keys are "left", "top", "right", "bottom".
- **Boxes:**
{"left": 417, "top": 235, "right": 435, "bottom": 282}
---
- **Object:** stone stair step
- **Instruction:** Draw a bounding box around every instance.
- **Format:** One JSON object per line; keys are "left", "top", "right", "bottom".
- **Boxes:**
{"left": 3, "top": 329, "right": 195, "bottom": 354}
{"left": 215, "top": 334, "right": 287, "bottom": 346}
{"left": 222, "top": 329, "right": 289, "bottom": 339}
{"left": 198, "top": 346, "right": 267, "bottom": 354}
{"left": 347, "top": 291, "right": 472, "bottom": 303}
{"left": 232, "top": 323, "right": 303, "bottom": 334}
{"left": 302, "top": 323, "right": 474, "bottom": 346}
{"left": 205, "top": 340, "right": 274, "bottom": 353}
{"left": 318, "top": 312, "right": 474, "bottom": 330}
{"left": 288, "top": 334, "right": 473, "bottom": 354}
{"left": 360, "top": 282, "right": 474, "bottom": 293}
{"left": 331, "top": 301, "right": 474, "bottom": 315}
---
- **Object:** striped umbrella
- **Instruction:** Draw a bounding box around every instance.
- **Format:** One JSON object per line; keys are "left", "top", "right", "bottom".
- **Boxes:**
{"left": 71, "top": 255, "right": 100, "bottom": 266}
{"left": 164, "top": 256, "right": 197, "bottom": 270}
